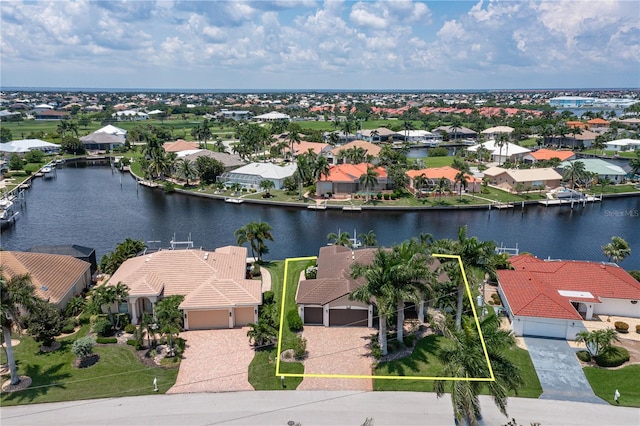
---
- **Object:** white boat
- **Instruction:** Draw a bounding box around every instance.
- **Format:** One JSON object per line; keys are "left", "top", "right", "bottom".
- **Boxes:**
{"left": 555, "top": 188, "right": 586, "bottom": 200}
{"left": 42, "top": 165, "right": 54, "bottom": 178}
{"left": 0, "top": 197, "right": 19, "bottom": 226}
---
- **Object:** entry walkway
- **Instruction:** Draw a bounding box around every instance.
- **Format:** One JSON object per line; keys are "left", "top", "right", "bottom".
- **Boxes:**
{"left": 524, "top": 337, "right": 606, "bottom": 404}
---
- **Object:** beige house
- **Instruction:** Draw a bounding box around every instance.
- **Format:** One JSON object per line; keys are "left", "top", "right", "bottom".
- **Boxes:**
{"left": 1, "top": 251, "right": 91, "bottom": 309}
{"left": 107, "top": 246, "right": 261, "bottom": 330}
{"left": 483, "top": 167, "right": 562, "bottom": 191}
{"left": 325, "top": 140, "right": 382, "bottom": 165}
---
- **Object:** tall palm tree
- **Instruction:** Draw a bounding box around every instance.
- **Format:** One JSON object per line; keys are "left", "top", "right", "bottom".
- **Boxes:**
{"left": 495, "top": 133, "right": 509, "bottom": 165}
{"left": 601, "top": 236, "right": 631, "bottom": 264}
{"left": 436, "top": 177, "right": 449, "bottom": 198}
{"left": 370, "top": 129, "right": 379, "bottom": 143}
{"left": 358, "top": 230, "right": 378, "bottom": 247}
{"left": 327, "top": 231, "right": 353, "bottom": 247}
{"left": 259, "top": 179, "right": 275, "bottom": 197}
{"left": 434, "top": 315, "right": 523, "bottom": 426}
{"left": 359, "top": 166, "right": 379, "bottom": 203}
{"left": 455, "top": 171, "right": 468, "bottom": 199}
{"left": 286, "top": 123, "right": 302, "bottom": 160}
{"left": 313, "top": 155, "right": 330, "bottom": 182}
{"left": 413, "top": 174, "right": 427, "bottom": 198}
{"left": 235, "top": 221, "right": 274, "bottom": 262}
{"left": 177, "top": 158, "right": 197, "bottom": 186}
{"left": 1, "top": 271, "right": 39, "bottom": 385}
{"left": 562, "top": 161, "right": 587, "bottom": 189}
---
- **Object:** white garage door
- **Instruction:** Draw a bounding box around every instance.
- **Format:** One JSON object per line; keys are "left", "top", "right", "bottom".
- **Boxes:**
{"left": 523, "top": 319, "right": 567, "bottom": 339}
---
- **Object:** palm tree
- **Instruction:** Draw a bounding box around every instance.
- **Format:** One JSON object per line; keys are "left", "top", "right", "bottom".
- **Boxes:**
{"left": 575, "top": 328, "right": 619, "bottom": 358}
{"left": 358, "top": 230, "right": 378, "bottom": 247}
{"left": 1, "top": 271, "right": 39, "bottom": 385}
{"left": 495, "top": 133, "right": 509, "bottom": 165}
{"left": 359, "top": 166, "right": 379, "bottom": 203}
{"left": 402, "top": 120, "right": 415, "bottom": 142}
{"left": 601, "top": 236, "right": 631, "bottom": 264}
{"left": 92, "top": 285, "right": 118, "bottom": 325}
{"left": 455, "top": 171, "right": 468, "bottom": 199}
{"left": 235, "top": 221, "right": 274, "bottom": 262}
{"left": 370, "top": 129, "right": 379, "bottom": 143}
{"left": 562, "top": 161, "right": 587, "bottom": 189}
{"left": 286, "top": 123, "right": 302, "bottom": 160}
{"left": 436, "top": 177, "right": 449, "bottom": 198}
{"left": 155, "top": 295, "right": 184, "bottom": 354}
{"left": 434, "top": 315, "right": 523, "bottom": 426}
{"left": 629, "top": 152, "right": 640, "bottom": 176}
{"left": 177, "top": 158, "right": 197, "bottom": 186}
{"left": 313, "top": 155, "right": 331, "bottom": 182}
{"left": 327, "top": 231, "right": 353, "bottom": 247}
{"left": 413, "top": 174, "right": 427, "bottom": 198}
{"left": 259, "top": 179, "right": 275, "bottom": 197}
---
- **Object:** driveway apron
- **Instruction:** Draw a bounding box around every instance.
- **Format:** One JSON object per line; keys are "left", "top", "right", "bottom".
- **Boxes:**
{"left": 167, "top": 329, "right": 254, "bottom": 394}
{"left": 523, "top": 337, "right": 606, "bottom": 404}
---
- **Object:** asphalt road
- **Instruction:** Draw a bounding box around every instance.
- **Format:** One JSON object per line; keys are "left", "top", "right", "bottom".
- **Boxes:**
{"left": 2, "top": 391, "right": 639, "bottom": 426}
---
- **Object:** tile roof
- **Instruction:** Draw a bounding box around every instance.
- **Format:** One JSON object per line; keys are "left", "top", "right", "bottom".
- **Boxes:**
{"left": 163, "top": 139, "right": 199, "bottom": 152}
{"left": 324, "top": 163, "right": 387, "bottom": 183}
{"left": 1, "top": 251, "right": 90, "bottom": 306}
{"left": 330, "top": 140, "right": 382, "bottom": 157}
{"left": 498, "top": 254, "right": 640, "bottom": 320}
{"left": 406, "top": 166, "right": 480, "bottom": 183}
{"left": 527, "top": 149, "right": 575, "bottom": 161}
{"left": 107, "top": 246, "right": 261, "bottom": 309}
{"left": 482, "top": 167, "right": 562, "bottom": 182}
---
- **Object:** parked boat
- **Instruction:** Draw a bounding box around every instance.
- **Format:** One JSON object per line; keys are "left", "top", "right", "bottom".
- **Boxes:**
{"left": 0, "top": 197, "right": 19, "bottom": 226}
{"left": 554, "top": 188, "right": 586, "bottom": 200}
{"left": 41, "top": 165, "right": 54, "bottom": 178}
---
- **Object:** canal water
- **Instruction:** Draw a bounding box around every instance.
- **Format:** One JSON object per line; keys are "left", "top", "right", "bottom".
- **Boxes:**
{"left": 1, "top": 166, "right": 638, "bottom": 270}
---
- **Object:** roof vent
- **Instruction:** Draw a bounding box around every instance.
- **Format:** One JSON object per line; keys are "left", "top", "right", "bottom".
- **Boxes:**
{"left": 204, "top": 253, "right": 209, "bottom": 260}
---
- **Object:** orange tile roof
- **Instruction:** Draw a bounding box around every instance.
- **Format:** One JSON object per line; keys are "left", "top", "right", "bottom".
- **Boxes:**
{"left": 406, "top": 166, "right": 480, "bottom": 183}
{"left": 565, "top": 121, "right": 588, "bottom": 129}
{"left": 288, "top": 141, "right": 329, "bottom": 156}
{"left": 324, "top": 163, "right": 387, "bottom": 182}
{"left": 498, "top": 254, "right": 640, "bottom": 320}
{"left": 330, "top": 140, "right": 382, "bottom": 157}
{"left": 586, "top": 118, "right": 610, "bottom": 125}
{"left": 1, "top": 252, "right": 90, "bottom": 307}
{"left": 163, "top": 139, "right": 199, "bottom": 152}
{"left": 528, "top": 149, "right": 575, "bottom": 161}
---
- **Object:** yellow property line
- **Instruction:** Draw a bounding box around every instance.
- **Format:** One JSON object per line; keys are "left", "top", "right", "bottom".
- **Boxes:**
{"left": 275, "top": 254, "right": 494, "bottom": 382}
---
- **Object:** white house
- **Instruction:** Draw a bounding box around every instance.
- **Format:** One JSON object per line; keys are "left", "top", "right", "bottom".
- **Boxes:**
{"left": 467, "top": 140, "right": 531, "bottom": 164}
{"left": 95, "top": 124, "right": 127, "bottom": 137}
{"left": 253, "top": 111, "right": 290, "bottom": 122}
{"left": 497, "top": 254, "right": 640, "bottom": 340}
{"left": 559, "top": 159, "right": 627, "bottom": 183}
{"left": 218, "top": 162, "right": 297, "bottom": 190}
{"left": 112, "top": 110, "right": 149, "bottom": 121}
{"left": 0, "top": 139, "right": 60, "bottom": 154}
{"left": 604, "top": 138, "right": 640, "bottom": 152}
{"left": 481, "top": 126, "right": 515, "bottom": 139}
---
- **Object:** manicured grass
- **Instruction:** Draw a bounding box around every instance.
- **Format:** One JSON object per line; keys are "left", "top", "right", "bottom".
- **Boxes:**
{"left": 584, "top": 365, "right": 640, "bottom": 407}
{"left": 373, "top": 334, "right": 542, "bottom": 398}
{"left": 248, "top": 349, "right": 303, "bottom": 390}
{"left": 422, "top": 156, "right": 455, "bottom": 168}
{"left": 585, "top": 184, "right": 640, "bottom": 195}
{"left": 0, "top": 332, "right": 178, "bottom": 406}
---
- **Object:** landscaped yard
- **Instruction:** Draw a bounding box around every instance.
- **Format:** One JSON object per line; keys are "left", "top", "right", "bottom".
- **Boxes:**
{"left": 1, "top": 327, "right": 178, "bottom": 406}
{"left": 584, "top": 365, "right": 640, "bottom": 407}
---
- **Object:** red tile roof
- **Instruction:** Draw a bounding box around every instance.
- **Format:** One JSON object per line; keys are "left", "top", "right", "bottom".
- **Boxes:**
{"left": 498, "top": 254, "right": 640, "bottom": 320}
{"left": 324, "top": 163, "right": 387, "bottom": 183}
{"left": 406, "top": 166, "right": 480, "bottom": 183}
{"left": 528, "top": 149, "right": 575, "bottom": 161}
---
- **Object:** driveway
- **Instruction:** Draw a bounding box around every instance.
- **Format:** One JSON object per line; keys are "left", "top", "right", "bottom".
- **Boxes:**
{"left": 297, "top": 326, "right": 374, "bottom": 391}
{"left": 523, "top": 337, "right": 606, "bottom": 404}
{"left": 167, "top": 329, "right": 254, "bottom": 394}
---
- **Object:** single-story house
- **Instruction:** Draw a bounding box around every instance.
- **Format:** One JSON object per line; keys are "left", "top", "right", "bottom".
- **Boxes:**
{"left": 586, "top": 118, "right": 610, "bottom": 132}
{"left": 218, "top": 110, "right": 252, "bottom": 121}
{"left": 482, "top": 167, "right": 562, "bottom": 191}
{"left": 286, "top": 141, "right": 331, "bottom": 157}
{"left": 522, "top": 149, "right": 575, "bottom": 164}
{"left": 316, "top": 163, "right": 388, "bottom": 197}
{"left": 33, "top": 110, "right": 69, "bottom": 120}
{"left": 27, "top": 244, "right": 97, "bottom": 275}
{"left": 359, "top": 127, "right": 401, "bottom": 143}
{"left": 106, "top": 246, "right": 261, "bottom": 329}
{"left": 0, "top": 139, "right": 61, "bottom": 155}
{"left": 94, "top": 124, "right": 127, "bottom": 138}
{"left": 163, "top": 139, "right": 200, "bottom": 153}
{"left": 559, "top": 159, "right": 627, "bottom": 184}
{"left": 80, "top": 132, "right": 126, "bottom": 151}
{"left": 111, "top": 110, "right": 149, "bottom": 121}
{"left": 1, "top": 251, "right": 92, "bottom": 309}
{"left": 432, "top": 125, "right": 477, "bottom": 140}
{"left": 218, "top": 162, "right": 297, "bottom": 190}
{"left": 406, "top": 166, "right": 481, "bottom": 194}
{"left": 481, "top": 126, "right": 515, "bottom": 139}
{"left": 604, "top": 138, "right": 640, "bottom": 152}
{"left": 467, "top": 140, "right": 531, "bottom": 164}
{"left": 253, "top": 111, "right": 290, "bottom": 122}
{"left": 399, "top": 130, "right": 440, "bottom": 143}
{"left": 548, "top": 130, "right": 598, "bottom": 149}
{"left": 498, "top": 254, "right": 640, "bottom": 340}
{"left": 325, "top": 140, "right": 382, "bottom": 165}
{"left": 178, "top": 150, "right": 245, "bottom": 171}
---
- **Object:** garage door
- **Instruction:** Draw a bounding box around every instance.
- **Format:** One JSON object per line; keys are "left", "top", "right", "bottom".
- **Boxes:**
{"left": 523, "top": 319, "right": 567, "bottom": 339}
{"left": 187, "top": 309, "right": 229, "bottom": 330}
{"left": 304, "top": 307, "right": 323, "bottom": 325}
{"left": 329, "top": 308, "right": 368, "bottom": 326}
{"left": 234, "top": 306, "right": 255, "bottom": 326}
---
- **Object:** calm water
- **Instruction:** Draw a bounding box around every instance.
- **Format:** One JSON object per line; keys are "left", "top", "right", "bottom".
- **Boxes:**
{"left": 1, "top": 166, "right": 638, "bottom": 270}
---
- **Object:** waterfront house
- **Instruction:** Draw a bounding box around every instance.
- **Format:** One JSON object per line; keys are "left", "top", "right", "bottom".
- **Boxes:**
{"left": 405, "top": 166, "right": 481, "bottom": 194}
{"left": 94, "top": 124, "right": 127, "bottom": 137}
{"left": 178, "top": 150, "right": 245, "bottom": 171}
{"left": 163, "top": 139, "right": 200, "bottom": 153}
{"left": 604, "top": 138, "right": 640, "bottom": 152}
{"left": 286, "top": 141, "right": 331, "bottom": 158}
{"left": 315, "top": 163, "right": 388, "bottom": 197}
{"left": 111, "top": 110, "right": 149, "bottom": 121}
{"left": 586, "top": 118, "right": 610, "bottom": 132}
{"left": 432, "top": 125, "right": 477, "bottom": 140}
{"left": 253, "top": 111, "right": 290, "bottom": 122}
{"left": 325, "top": 140, "right": 382, "bottom": 165}
{"left": 559, "top": 159, "right": 627, "bottom": 184}
{"left": 27, "top": 244, "right": 98, "bottom": 275}
{"left": 497, "top": 254, "right": 640, "bottom": 340}
{"left": 480, "top": 126, "right": 515, "bottom": 140}
{"left": 218, "top": 162, "right": 297, "bottom": 190}
{"left": 522, "top": 149, "right": 575, "bottom": 164}
{"left": 80, "top": 132, "right": 125, "bottom": 152}
{"left": 467, "top": 140, "right": 531, "bottom": 164}
{"left": 1, "top": 251, "right": 92, "bottom": 310}
{"left": 106, "top": 246, "right": 261, "bottom": 330}
{"left": 0, "top": 139, "right": 61, "bottom": 155}
{"left": 482, "top": 167, "right": 562, "bottom": 192}
{"left": 358, "top": 127, "right": 400, "bottom": 143}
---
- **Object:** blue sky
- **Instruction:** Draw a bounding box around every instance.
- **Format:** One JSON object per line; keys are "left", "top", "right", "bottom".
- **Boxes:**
{"left": 1, "top": 0, "right": 639, "bottom": 90}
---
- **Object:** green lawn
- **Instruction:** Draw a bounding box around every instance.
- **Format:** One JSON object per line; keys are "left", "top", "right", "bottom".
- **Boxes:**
{"left": 0, "top": 330, "right": 178, "bottom": 406}
{"left": 584, "top": 365, "right": 640, "bottom": 407}
{"left": 373, "top": 334, "right": 542, "bottom": 398}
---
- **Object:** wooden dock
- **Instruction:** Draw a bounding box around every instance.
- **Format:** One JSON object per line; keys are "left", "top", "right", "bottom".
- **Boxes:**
{"left": 493, "top": 202, "right": 514, "bottom": 209}
{"left": 225, "top": 197, "right": 244, "bottom": 204}
{"left": 343, "top": 205, "right": 362, "bottom": 211}
{"left": 538, "top": 195, "right": 601, "bottom": 206}
{"left": 308, "top": 204, "right": 327, "bottom": 210}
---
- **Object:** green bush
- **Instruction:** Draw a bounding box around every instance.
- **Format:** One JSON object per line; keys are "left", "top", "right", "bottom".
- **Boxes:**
{"left": 163, "top": 182, "right": 175, "bottom": 193}
{"left": 96, "top": 337, "right": 118, "bottom": 344}
{"left": 92, "top": 319, "right": 113, "bottom": 337}
{"left": 292, "top": 335, "right": 307, "bottom": 360}
{"left": 404, "top": 334, "right": 416, "bottom": 347}
{"left": 72, "top": 336, "right": 95, "bottom": 359}
{"left": 287, "top": 309, "right": 303, "bottom": 332}
{"left": 595, "top": 346, "right": 630, "bottom": 367}
{"left": 78, "top": 312, "right": 92, "bottom": 325}
{"left": 614, "top": 321, "right": 629, "bottom": 333}
{"left": 576, "top": 350, "right": 592, "bottom": 362}
{"left": 127, "top": 339, "right": 142, "bottom": 350}
{"left": 263, "top": 291, "right": 275, "bottom": 305}
{"left": 62, "top": 319, "right": 77, "bottom": 334}
{"left": 636, "top": 324, "right": 640, "bottom": 334}
{"left": 124, "top": 324, "right": 136, "bottom": 334}
{"left": 370, "top": 339, "right": 382, "bottom": 359}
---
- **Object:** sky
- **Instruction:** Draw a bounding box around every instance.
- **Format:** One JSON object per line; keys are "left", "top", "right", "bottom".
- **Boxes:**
{"left": 1, "top": 0, "right": 639, "bottom": 91}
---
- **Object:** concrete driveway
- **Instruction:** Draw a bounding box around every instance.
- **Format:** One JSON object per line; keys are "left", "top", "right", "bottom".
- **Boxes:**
{"left": 523, "top": 337, "right": 606, "bottom": 404}
{"left": 297, "top": 326, "right": 374, "bottom": 391}
{"left": 167, "top": 329, "right": 254, "bottom": 394}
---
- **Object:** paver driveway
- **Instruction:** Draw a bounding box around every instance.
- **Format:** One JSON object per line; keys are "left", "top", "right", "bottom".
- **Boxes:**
{"left": 524, "top": 337, "right": 605, "bottom": 404}
{"left": 167, "top": 329, "right": 254, "bottom": 394}
{"left": 297, "top": 326, "right": 374, "bottom": 391}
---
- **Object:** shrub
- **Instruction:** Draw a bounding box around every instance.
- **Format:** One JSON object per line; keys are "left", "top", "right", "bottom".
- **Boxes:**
{"left": 96, "top": 337, "right": 118, "bottom": 344}
{"left": 636, "top": 324, "right": 640, "bottom": 334}
{"left": 72, "top": 336, "right": 95, "bottom": 359}
{"left": 78, "top": 312, "right": 92, "bottom": 325}
{"left": 305, "top": 265, "right": 318, "bottom": 279}
{"left": 92, "top": 319, "right": 113, "bottom": 337}
{"left": 287, "top": 309, "right": 303, "bottom": 332}
{"left": 127, "top": 339, "right": 142, "bottom": 350}
{"left": 163, "top": 182, "right": 175, "bottom": 193}
{"left": 292, "top": 335, "right": 307, "bottom": 360}
{"left": 62, "top": 319, "right": 77, "bottom": 334}
{"left": 124, "top": 324, "right": 136, "bottom": 334}
{"left": 595, "top": 346, "right": 630, "bottom": 367}
{"left": 263, "top": 291, "right": 275, "bottom": 305}
{"left": 383, "top": 194, "right": 390, "bottom": 200}
{"left": 576, "top": 350, "right": 592, "bottom": 362}
{"left": 370, "top": 339, "right": 382, "bottom": 360}
{"left": 614, "top": 321, "right": 629, "bottom": 333}
{"left": 251, "top": 265, "right": 261, "bottom": 277}
{"left": 404, "top": 334, "right": 416, "bottom": 347}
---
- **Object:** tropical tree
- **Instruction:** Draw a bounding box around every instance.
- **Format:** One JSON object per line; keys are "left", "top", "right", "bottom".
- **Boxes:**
{"left": 286, "top": 123, "right": 303, "bottom": 160}
{"left": 575, "top": 328, "right": 619, "bottom": 358}
{"left": 436, "top": 177, "right": 449, "bottom": 198}
{"left": 455, "top": 171, "right": 468, "bottom": 199}
{"left": 100, "top": 238, "right": 146, "bottom": 274}
{"left": 259, "top": 179, "right": 275, "bottom": 197}
{"left": 359, "top": 166, "right": 379, "bottom": 202}
{"left": 25, "top": 299, "right": 63, "bottom": 348}
{"left": 601, "top": 236, "right": 631, "bottom": 264}
{"left": 155, "top": 295, "right": 184, "bottom": 354}
{"left": 358, "top": 230, "right": 378, "bottom": 247}
{"left": 495, "top": 133, "right": 509, "bottom": 165}
{"left": 313, "top": 155, "right": 331, "bottom": 182}
{"left": 433, "top": 314, "right": 523, "bottom": 426}
{"left": 562, "top": 161, "right": 587, "bottom": 189}
{"left": 177, "top": 158, "right": 197, "bottom": 186}
{"left": 246, "top": 319, "right": 278, "bottom": 347}
{"left": 235, "top": 221, "right": 274, "bottom": 262}
{"left": 327, "top": 231, "right": 353, "bottom": 247}
{"left": 1, "top": 272, "right": 39, "bottom": 385}
{"left": 629, "top": 152, "right": 640, "bottom": 176}
{"left": 413, "top": 174, "right": 427, "bottom": 198}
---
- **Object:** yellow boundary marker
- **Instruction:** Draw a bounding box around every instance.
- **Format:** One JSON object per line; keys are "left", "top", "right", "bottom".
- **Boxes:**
{"left": 275, "top": 254, "right": 494, "bottom": 382}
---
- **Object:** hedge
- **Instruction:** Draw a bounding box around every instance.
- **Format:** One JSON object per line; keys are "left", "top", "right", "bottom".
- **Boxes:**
{"left": 96, "top": 337, "right": 118, "bottom": 344}
{"left": 287, "top": 309, "right": 303, "bottom": 332}
{"left": 576, "top": 350, "right": 592, "bottom": 362}
{"left": 595, "top": 346, "right": 630, "bottom": 367}
{"left": 614, "top": 321, "right": 629, "bottom": 333}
